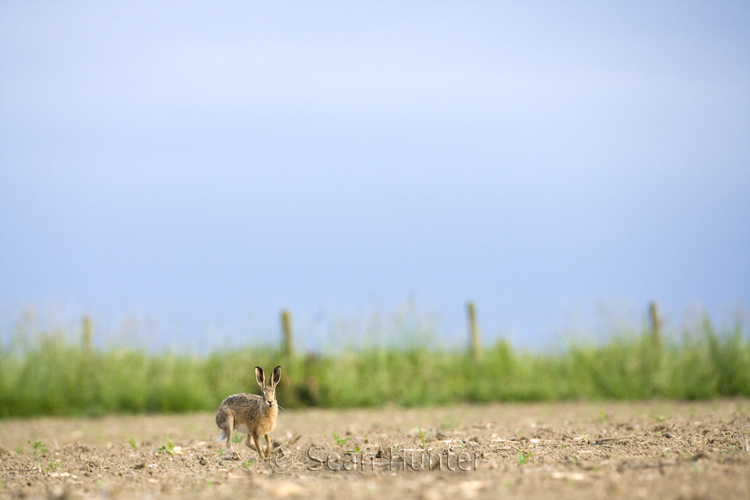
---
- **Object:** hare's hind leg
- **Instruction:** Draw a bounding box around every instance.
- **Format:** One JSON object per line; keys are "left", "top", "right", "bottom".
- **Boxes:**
{"left": 252, "top": 434, "right": 265, "bottom": 459}
{"left": 224, "top": 413, "right": 238, "bottom": 459}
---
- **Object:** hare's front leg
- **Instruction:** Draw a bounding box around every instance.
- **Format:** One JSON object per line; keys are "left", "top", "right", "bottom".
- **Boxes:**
{"left": 244, "top": 434, "right": 255, "bottom": 455}
{"left": 252, "top": 434, "right": 265, "bottom": 459}
{"left": 264, "top": 434, "right": 273, "bottom": 457}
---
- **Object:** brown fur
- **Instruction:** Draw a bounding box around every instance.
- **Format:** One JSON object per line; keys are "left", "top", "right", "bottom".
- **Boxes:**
{"left": 215, "top": 366, "right": 281, "bottom": 459}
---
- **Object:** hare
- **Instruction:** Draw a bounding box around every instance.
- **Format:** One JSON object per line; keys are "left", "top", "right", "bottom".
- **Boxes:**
{"left": 215, "top": 365, "right": 281, "bottom": 459}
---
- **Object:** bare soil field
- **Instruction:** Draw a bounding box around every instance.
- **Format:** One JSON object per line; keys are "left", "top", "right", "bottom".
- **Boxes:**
{"left": 1, "top": 399, "right": 749, "bottom": 499}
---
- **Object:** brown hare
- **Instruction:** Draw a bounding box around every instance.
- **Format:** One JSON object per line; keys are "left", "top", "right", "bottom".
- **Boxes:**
{"left": 215, "top": 365, "right": 281, "bottom": 459}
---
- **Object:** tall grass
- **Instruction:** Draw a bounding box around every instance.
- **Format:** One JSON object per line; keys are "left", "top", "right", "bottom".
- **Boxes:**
{"left": 0, "top": 316, "right": 748, "bottom": 417}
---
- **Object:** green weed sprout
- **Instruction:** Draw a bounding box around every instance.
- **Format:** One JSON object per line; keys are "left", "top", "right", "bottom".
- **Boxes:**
{"left": 517, "top": 452, "right": 533, "bottom": 466}
{"left": 333, "top": 432, "right": 351, "bottom": 447}
{"left": 414, "top": 424, "right": 426, "bottom": 449}
{"left": 153, "top": 435, "right": 175, "bottom": 455}
{"left": 30, "top": 440, "right": 48, "bottom": 456}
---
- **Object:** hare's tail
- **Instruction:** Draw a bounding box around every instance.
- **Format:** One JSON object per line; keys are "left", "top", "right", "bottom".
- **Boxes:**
{"left": 217, "top": 430, "right": 227, "bottom": 442}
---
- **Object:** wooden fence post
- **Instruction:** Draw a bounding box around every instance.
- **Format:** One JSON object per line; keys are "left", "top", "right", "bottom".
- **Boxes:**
{"left": 467, "top": 301, "right": 481, "bottom": 361}
{"left": 649, "top": 301, "right": 662, "bottom": 347}
{"left": 281, "top": 309, "right": 293, "bottom": 358}
{"left": 82, "top": 316, "right": 93, "bottom": 352}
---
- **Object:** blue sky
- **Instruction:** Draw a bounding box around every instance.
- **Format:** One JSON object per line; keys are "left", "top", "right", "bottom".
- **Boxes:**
{"left": 1, "top": 2, "right": 749, "bottom": 350}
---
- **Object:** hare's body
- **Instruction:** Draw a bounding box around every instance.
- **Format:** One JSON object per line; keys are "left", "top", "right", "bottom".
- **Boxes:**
{"left": 216, "top": 394, "right": 278, "bottom": 437}
{"left": 215, "top": 366, "right": 281, "bottom": 459}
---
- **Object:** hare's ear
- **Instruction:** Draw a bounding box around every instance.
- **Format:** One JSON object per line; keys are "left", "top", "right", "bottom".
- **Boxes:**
{"left": 271, "top": 366, "right": 282, "bottom": 387}
{"left": 255, "top": 366, "right": 265, "bottom": 387}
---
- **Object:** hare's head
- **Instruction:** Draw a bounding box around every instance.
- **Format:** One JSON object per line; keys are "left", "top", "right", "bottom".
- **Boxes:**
{"left": 255, "top": 366, "right": 281, "bottom": 408}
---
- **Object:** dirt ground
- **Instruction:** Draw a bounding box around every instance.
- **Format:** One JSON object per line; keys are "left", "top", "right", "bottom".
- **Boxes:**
{"left": 1, "top": 399, "right": 749, "bottom": 499}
